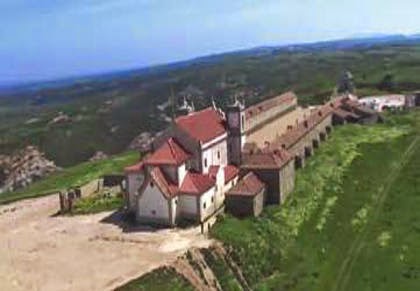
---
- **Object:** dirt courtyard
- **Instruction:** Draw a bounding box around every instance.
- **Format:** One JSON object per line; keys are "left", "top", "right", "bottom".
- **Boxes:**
{"left": 0, "top": 195, "right": 212, "bottom": 291}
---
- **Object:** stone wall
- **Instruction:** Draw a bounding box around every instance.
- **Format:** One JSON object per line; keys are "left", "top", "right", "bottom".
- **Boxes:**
{"left": 250, "top": 169, "right": 280, "bottom": 204}
{"left": 247, "top": 107, "right": 299, "bottom": 147}
{"left": 279, "top": 160, "right": 295, "bottom": 203}
{"left": 288, "top": 114, "right": 333, "bottom": 167}
{"left": 225, "top": 188, "right": 265, "bottom": 217}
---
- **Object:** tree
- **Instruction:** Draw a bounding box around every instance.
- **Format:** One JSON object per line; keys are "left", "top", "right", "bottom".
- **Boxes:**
{"left": 377, "top": 73, "right": 395, "bottom": 92}
{"left": 337, "top": 70, "right": 355, "bottom": 94}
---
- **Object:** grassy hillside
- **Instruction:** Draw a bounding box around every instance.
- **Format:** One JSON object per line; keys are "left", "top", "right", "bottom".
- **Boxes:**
{"left": 0, "top": 151, "right": 139, "bottom": 204}
{"left": 1, "top": 43, "right": 420, "bottom": 166}
{"left": 212, "top": 111, "right": 420, "bottom": 290}
{"left": 121, "top": 110, "right": 420, "bottom": 290}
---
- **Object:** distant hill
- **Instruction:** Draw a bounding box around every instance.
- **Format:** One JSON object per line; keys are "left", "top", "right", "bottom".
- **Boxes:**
{"left": 2, "top": 33, "right": 420, "bottom": 96}
{"left": 1, "top": 34, "right": 420, "bottom": 167}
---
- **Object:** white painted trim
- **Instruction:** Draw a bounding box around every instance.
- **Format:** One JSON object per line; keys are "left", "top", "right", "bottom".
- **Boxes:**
{"left": 201, "top": 133, "right": 228, "bottom": 150}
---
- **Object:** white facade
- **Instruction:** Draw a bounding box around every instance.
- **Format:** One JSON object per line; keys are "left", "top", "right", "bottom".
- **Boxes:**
{"left": 201, "top": 138, "right": 228, "bottom": 174}
{"left": 125, "top": 107, "right": 240, "bottom": 229}
{"left": 360, "top": 95, "right": 406, "bottom": 112}
{"left": 137, "top": 182, "right": 172, "bottom": 225}
{"left": 213, "top": 168, "right": 225, "bottom": 209}
{"left": 177, "top": 163, "right": 187, "bottom": 186}
{"left": 199, "top": 187, "right": 217, "bottom": 222}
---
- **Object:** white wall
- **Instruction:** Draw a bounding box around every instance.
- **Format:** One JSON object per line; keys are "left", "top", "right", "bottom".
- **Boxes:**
{"left": 199, "top": 187, "right": 216, "bottom": 222}
{"left": 127, "top": 173, "right": 144, "bottom": 213}
{"left": 201, "top": 140, "right": 228, "bottom": 173}
{"left": 223, "top": 176, "right": 238, "bottom": 194}
{"left": 177, "top": 163, "right": 187, "bottom": 186}
{"left": 137, "top": 182, "right": 170, "bottom": 224}
{"left": 214, "top": 168, "right": 225, "bottom": 209}
{"left": 171, "top": 197, "right": 178, "bottom": 224}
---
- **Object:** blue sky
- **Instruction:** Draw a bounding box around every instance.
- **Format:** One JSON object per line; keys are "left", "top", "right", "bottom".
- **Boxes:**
{"left": 1, "top": 0, "right": 419, "bottom": 84}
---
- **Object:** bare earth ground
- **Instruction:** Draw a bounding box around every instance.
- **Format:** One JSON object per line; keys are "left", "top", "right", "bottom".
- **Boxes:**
{"left": 0, "top": 195, "right": 212, "bottom": 291}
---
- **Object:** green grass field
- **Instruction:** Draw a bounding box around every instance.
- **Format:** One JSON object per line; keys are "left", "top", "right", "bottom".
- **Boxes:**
{"left": 0, "top": 151, "right": 139, "bottom": 204}
{"left": 211, "top": 111, "right": 420, "bottom": 290}
{"left": 71, "top": 193, "right": 124, "bottom": 215}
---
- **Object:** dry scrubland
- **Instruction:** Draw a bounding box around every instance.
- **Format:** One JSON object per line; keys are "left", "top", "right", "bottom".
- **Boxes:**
{"left": 125, "top": 111, "right": 420, "bottom": 290}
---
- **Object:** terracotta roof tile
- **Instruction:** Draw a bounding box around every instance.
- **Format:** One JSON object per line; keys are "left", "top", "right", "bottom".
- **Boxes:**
{"left": 224, "top": 165, "right": 239, "bottom": 183}
{"left": 179, "top": 171, "right": 215, "bottom": 195}
{"left": 149, "top": 167, "right": 179, "bottom": 199}
{"left": 227, "top": 172, "right": 265, "bottom": 197}
{"left": 208, "top": 165, "right": 220, "bottom": 179}
{"left": 175, "top": 107, "right": 226, "bottom": 143}
{"left": 245, "top": 91, "right": 297, "bottom": 120}
{"left": 241, "top": 149, "right": 293, "bottom": 170}
{"left": 272, "top": 103, "right": 334, "bottom": 149}
{"left": 333, "top": 108, "right": 360, "bottom": 119}
{"left": 145, "top": 138, "right": 190, "bottom": 166}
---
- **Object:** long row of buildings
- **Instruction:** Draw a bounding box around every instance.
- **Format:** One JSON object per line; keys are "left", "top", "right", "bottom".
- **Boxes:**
{"left": 124, "top": 92, "right": 380, "bottom": 231}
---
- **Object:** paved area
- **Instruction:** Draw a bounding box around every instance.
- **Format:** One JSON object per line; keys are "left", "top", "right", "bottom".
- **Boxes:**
{"left": 0, "top": 195, "right": 212, "bottom": 291}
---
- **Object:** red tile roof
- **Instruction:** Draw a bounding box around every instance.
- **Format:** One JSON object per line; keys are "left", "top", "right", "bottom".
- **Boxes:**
{"left": 179, "top": 172, "right": 215, "bottom": 195}
{"left": 149, "top": 167, "right": 179, "bottom": 199}
{"left": 244, "top": 91, "right": 297, "bottom": 120}
{"left": 224, "top": 165, "right": 239, "bottom": 183}
{"left": 175, "top": 107, "right": 226, "bottom": 143}
{"left": 144, "top": 138, "right": 190, "bottom": 166}
{"left": 208, "top": 165, "right": 220, "bottom": 179}
{"left": 241, "top": 149, "right": 293, "bottom": 170}
{"left": 124, "top": 161, "right": 144, "bottom": 173}
{"left": 333, "top": 108, "right": 360, "bottom": 119}
{"left": 272, "top": 104, "right": 334, "bottom": 149}
{"left": 227, "top": 172, "right": 265, "bottom": 197}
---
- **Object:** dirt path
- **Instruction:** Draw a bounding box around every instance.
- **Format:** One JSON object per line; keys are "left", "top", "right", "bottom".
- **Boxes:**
{"left": 0, "top": 195, "right": 212, "bottom": 291}
{"left": 332, "top": 135, "right": 420, "bottom": 291}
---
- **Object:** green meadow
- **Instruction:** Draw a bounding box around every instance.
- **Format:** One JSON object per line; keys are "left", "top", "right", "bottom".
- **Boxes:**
{"left": 213, "top": 111, "right": 420, "bottom": 290}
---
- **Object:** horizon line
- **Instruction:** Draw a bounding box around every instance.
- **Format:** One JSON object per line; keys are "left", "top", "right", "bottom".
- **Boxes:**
{"left": 1, "top": 32, "right": 419, "bottom": 90}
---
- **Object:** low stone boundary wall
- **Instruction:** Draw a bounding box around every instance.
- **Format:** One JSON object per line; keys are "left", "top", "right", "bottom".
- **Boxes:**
{"left": 59, "top": 175, "right": 125, "bottom": 213}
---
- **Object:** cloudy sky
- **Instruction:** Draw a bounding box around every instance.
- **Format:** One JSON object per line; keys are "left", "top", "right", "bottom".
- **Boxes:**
{"left": 1, "top": 0, "right": 419, "bottom": 84}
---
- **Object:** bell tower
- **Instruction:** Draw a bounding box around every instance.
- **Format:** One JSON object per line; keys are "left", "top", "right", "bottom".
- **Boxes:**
{"left": 226, "top": 96, "right": 245, "bottom": 165}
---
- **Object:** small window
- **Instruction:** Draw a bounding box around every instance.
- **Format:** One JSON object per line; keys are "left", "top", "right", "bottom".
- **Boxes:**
{"left": 217, "top": 151, "right": 221, "bottom": 159}
{"left": 151, "top": 210, "right": 156, "bottom": 215}
{"left": 150, "top": 181, "right": 154, "bottom": 188}
{"left": 204, "top": 158, "right": 208, "bottom": 168}
{"left": 241, "top": 116, "right": 245, "bottom": 130}
{"left": 175, "top": 199, "right": 178, "bottom": 205}
{"left": 203, "top": 202, "right": 207, "bottom": 209}
{"left": 211, "top": 196, "right": 214, "bottom": 202}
